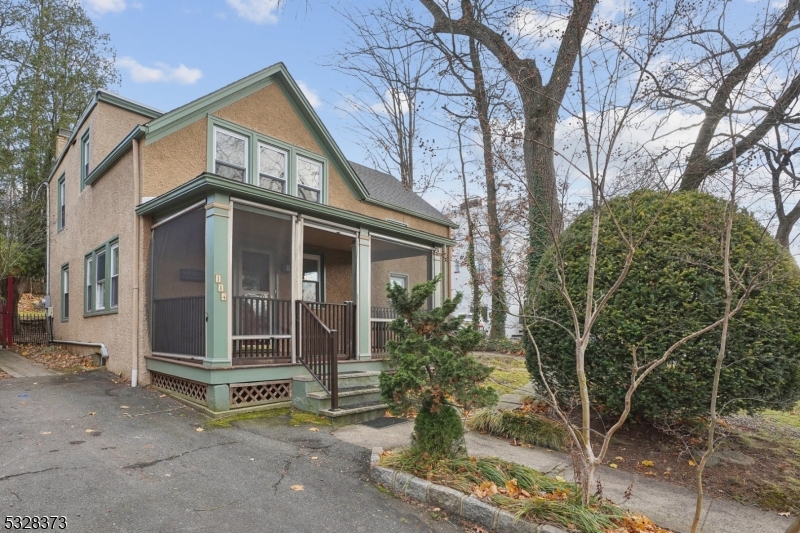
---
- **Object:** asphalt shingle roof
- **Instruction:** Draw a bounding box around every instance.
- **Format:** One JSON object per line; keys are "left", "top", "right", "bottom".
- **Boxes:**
{"left": 348, "top": 161, "right": 453, "bottom": 226}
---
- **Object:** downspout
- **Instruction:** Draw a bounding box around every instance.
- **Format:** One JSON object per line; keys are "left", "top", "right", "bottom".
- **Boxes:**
{"left": 54, "top": 340, "right": 108, "bottom": 361}
{"left": 131, "top": 137, "right": 141, "bottom": 387}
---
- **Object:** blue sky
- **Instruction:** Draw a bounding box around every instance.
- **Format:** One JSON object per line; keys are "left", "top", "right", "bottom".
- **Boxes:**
{"left": 83, "top": 0, "right": 386, "bottom": 185}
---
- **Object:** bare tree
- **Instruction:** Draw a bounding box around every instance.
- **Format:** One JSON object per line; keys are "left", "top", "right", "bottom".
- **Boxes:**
{"left": 762, "top": 125, "right": 800, "bottom": 247}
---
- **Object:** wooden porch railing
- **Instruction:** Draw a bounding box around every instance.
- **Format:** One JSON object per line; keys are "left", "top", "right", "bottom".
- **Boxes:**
{"left": 304, "top": 301, "right": 356, "bottom": 359}
{"left": 232, "top": 296, "right": 292, "bottom": 362}
{"left": 371, "top": 307, "right": 399, "bottom": 357}
{"left": 296, "top": 301, "right": 339, "bottom": 409}
{"left": 152, "top": 296, "right": 206, "bottom": 357}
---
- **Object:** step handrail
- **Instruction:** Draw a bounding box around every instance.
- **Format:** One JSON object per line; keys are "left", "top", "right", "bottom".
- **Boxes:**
{"left": 296, "top": 301, "right": 339, "bottom": 410}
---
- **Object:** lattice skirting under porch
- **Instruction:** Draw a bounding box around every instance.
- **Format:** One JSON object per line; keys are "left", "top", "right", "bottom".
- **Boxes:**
{"left": 230, "top": 380, "right": 292, "bottom": 408}
{"left": 151, "top": 372, "right": 208, "bottom": 405}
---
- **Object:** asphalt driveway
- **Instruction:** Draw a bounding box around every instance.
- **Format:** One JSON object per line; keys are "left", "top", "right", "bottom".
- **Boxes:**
{"left": 0, "top": 370, "right": 461, "bottom": 533}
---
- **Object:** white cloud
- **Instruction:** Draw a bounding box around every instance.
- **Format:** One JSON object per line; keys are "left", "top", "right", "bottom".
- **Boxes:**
{"left": 226, "top": 0, "right": 281, "bottom": 24}
{"left": 297, "top": 81, "right": 322, "bottom": 109}
{"left": 371, "top": 89, "right": 411, "bottom": 115}
{"left": 510, "top": 8, "right": 569, "bottom": 50}
{"left": 83, "top": 0, "right": 141, "bottom": 15}
{"left": 116, "top": 57, "right": 203, "bottom": 85}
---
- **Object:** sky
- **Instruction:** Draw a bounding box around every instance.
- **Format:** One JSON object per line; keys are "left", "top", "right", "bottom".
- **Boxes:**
{"left": 82, "top": 0, "right": 396, "bottom": 195}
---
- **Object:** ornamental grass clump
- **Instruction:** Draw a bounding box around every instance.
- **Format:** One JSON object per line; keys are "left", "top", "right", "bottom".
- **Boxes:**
{"left": 379, "top": 275, "right": 497, "bottom": 459}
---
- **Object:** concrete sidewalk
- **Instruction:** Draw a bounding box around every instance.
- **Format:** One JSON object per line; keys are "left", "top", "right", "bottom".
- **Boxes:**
{"left": 333, "top": 400, "right": 793, "bottom": 533}
{"left": 0, "top": 348, "right": 55, "bottom": 377}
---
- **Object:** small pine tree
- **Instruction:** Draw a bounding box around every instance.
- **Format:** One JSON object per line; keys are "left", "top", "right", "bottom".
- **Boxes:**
{"left": 379, "top": 275, "right": 497, "bottom": 459}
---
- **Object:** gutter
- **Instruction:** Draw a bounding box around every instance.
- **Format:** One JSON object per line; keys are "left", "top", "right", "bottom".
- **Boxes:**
{"left": 131, "top": 137, "right": 141, "bottom": 388}
{"left": 53, "top": 340, "right": 109, "bottom": 362}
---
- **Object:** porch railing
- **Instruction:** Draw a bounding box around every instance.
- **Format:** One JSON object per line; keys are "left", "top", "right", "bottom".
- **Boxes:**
{"left": 371, "top": 307, "right": 399, "bottom": 357}
{"left": 232, "top": 296, "right": 292, "bottom": 362}
{"left": 303, "top": 301, "right": 356, "bottom": 359}
{"left": 152, "top": 296, "right": 206, "bottom": 357}
{"left": 296, "top": 300, "right": 338, "bottom": 409}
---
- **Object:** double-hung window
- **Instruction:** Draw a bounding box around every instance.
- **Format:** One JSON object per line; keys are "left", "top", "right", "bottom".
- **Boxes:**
{"left": 61, "top": 265, "right": 69, "bottom": 321}
{"left": 84, "top": 238, "right": 118, "bottom": 316}
{"left": 110, "top": 243, "right": 119, "bottom": 309}
{"left": 214, "top": 128, "right": 248, "bottom": 182}
{"left": 57, "top": 174, "right": 66, "bottom": 230}
{"left": 80, "top": 131, "right": 90, "bottom": 190}
{"left": 297, "top": 156, "right": 322, "bottom": 203}
{"left": 389, "top": 273, "right": 408, "bottom": 289}
{"left": 258, "top": 143, "right": 287, "bottom": 193}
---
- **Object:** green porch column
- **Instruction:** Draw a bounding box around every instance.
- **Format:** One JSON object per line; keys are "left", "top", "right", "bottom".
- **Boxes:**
{"left": 432, "top": 247, "right": 443, "bottom": 308}
{"left": 357, "top": 228, "right": 372, "bottom": 360}
{"left": 204, "top": 193, "right": 231, "bottom": 368}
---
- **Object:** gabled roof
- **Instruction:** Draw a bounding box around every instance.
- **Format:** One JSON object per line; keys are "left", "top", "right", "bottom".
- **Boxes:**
{"left": 349, "top": 162, "right": 454, "bottom": 227}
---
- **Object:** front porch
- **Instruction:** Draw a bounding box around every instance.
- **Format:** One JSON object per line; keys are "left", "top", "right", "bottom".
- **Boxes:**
{"left": 142, "top": 184, "right": 447, "bottom": 413}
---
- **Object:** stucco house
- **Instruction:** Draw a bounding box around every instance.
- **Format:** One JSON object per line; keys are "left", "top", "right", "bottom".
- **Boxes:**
{"left": 46, "top": 63, "right": 455, "bottom": 418}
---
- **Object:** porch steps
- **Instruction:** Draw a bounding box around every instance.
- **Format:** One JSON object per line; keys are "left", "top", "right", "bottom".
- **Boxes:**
{"left": 292, "top": 371, "right": 387, "bottom": 426}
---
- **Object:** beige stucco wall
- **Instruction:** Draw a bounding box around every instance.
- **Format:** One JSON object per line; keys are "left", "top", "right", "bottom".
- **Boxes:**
{"left": 370, "top": 254, "right": 431, "bottom": 310}
{"left": 49, "top": 101, "right": 155, "bottom": 384}
{"left": 140, "top": 81, "right": 450, "bottom": 238}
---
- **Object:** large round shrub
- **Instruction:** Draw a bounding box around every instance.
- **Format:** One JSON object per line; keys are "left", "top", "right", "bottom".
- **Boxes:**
{"left": 525, "top": 191, "right": 800, "bottom": 422}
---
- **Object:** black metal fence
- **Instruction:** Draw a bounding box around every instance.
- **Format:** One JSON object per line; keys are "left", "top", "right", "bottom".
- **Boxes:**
{"left": 11, "top": 313, "right": 53, "bottom": 344}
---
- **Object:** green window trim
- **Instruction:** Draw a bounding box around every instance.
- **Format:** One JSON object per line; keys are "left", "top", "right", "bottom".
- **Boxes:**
{"left": 80, "top": 130, "right": 90, "bottom": 191}
{"left": 84, "top": 236, "right": 119, "bottom": 317}
{"left": 57, "top": 174, "right": 66, "bottom": 231}
{"left": 61, "top": 263, "right": 69, "bottom": 322}
{"left": 206, "top": 115, "right": 328, "bottom": 205}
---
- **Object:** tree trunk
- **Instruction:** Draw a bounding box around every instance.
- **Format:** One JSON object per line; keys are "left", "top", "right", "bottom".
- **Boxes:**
{"left": 469, "top": 38, "right": 506, "bottom": 338}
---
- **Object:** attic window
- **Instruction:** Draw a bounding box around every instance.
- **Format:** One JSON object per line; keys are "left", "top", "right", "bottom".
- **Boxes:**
{"left": 297, "top": 156, "right": 322, "bottom": 203}
{"left": 214, "top": 128, "right": 248, "bottom": 182}
{"left": 258, "top": 143, "right": 287, "bottom": 193}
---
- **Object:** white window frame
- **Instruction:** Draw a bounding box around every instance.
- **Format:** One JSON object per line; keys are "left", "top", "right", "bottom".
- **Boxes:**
{"left": 58, "top": 176, "right": 66, "bottom": 230}
{"left": 213, "top": 127, "right": 249, "bottom": 182}
{"left": 258, "top": 142, "right": 288, "bottom": 193}
{"left": 296, "top": 155, "right": 322, "bottom": 203}
{"left": 110, "top": 243, "right": 119, "bottom": 309}
{"left": 95, "top": 249, "right": 106, "bottom": 311}
{"left": 389, "top": 272, "right": 409, "bottom": 289}
{"left": 62, "top": 265, "right": 69, "bottom": 321}
{"left": 85, "top": 256, "right": 93, "bottom": 313}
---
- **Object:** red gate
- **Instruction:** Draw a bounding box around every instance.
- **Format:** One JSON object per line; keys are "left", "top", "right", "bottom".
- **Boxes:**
{"left": 0, "top": 276, "right": 14, "bottom": 348}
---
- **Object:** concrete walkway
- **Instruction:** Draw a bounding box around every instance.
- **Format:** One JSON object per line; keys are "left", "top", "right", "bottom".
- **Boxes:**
{"left": 0, "top": 348, "right": 55, "bottom": 377}
{"left": 333, "top": 386, "right": 793, "bottom": 533}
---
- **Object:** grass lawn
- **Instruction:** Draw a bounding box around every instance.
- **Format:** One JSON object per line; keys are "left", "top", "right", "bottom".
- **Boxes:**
{"left": 763, "top": 401, "right": 800, "bottom": 430}
{"left": 473, "top": 353, "right": 530, "bottom": 395}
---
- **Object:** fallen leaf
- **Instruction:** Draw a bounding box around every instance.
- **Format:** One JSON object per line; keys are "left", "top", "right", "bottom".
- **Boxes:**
{"left": 196, "top": 427, "right": 204, "bottom": 432}
{"left": 555, "top": 476, "right": 566, "bottom": 483}
{"left": 609, "top": 463, "right": 618, "bottom": 469}
{"left": 290, "top": 485, "right": 304, "bottom": 491}
{"left": 120, "top": 405, "right": 129, "bottom": 409}
{"left": 615, "top": 456, "right": 625, "bottom": 461}
{"left": 311, "top": 456, "right": 318, "bottom": 460}
{"left": 85, "top": 429, "right": 95, "bottom": 433}
{"left": 688, "top": 460, "right": 697, "bottom": 467}
{"left": 663, "top": 471, "right": 670, "bottom": 475}
{"left": 159, "top": 394, "right": 166, "bottom": 398}
{"left": 309, "top": 427, "right": 319, "bottom": 432}
{"left": 779, "top": 512, "right": 791, "bottom": 517}
{"left": 641, "top": 460, "right": 655, "bottom": 467}
{"left": 88, "top": 412, "right": 96, "bottom": 416}
{"left": 40, "top": 431, "right": 51, "bottom": 435}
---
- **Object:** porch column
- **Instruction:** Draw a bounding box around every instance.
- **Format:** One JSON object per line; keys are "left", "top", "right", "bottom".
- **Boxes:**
{"left": 204, "top": 192, "right": 231, "bottom": 368}
{"left": 356, "top": 228, "right": 372, "bottom": 360}
{"left": 432, "top": 247, "right": 443, "bottom": 308}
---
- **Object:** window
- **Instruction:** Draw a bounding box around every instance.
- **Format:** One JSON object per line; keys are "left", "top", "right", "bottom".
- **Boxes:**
{"left": 302, "top": 254, "right": 322, "bottom": 302}
{"left": 61, "top": 265, "right": 69, "bottom": 322}
{"left": 80, "top": 131, "right": 90, "bottom": 190}
{"left": 110, "top": 243, "right": 119, "bottom": 309}
{"left": 258, "top": 143, "right": 287, "bottom": 193}
{"left": 214, "top": 128, "right": 248, "bottom": 182}
{"left": 297, "top": 156, "right": 322, "bottom": 203}
{"left": 84, "top": 237, "right": 118, "bottom": 316}
{"left": 453, "top": 260, "right": 460, "bottom": 274}
{"left": 96, "top": 250, "right": 106, "bottom": 310}
{"left": 85, "top": 256, "right": 93, "bottom": 313}
{"left": 57, "top": 174, "right": 66, "bottom": 231}
{"left": 389, "top": 273, "right": 408, "bottom": 289}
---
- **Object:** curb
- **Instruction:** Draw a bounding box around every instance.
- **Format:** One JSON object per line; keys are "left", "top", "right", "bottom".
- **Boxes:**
{"left": 369, "top": 447, "right": 568, "bottom": 533}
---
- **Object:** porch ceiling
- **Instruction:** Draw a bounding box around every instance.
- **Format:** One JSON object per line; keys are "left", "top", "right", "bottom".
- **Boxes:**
{"left": 136, "top": 173, "right": 455, "bottom": 247}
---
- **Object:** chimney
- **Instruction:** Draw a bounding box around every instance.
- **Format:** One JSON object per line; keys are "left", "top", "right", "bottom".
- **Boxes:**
{"left": 55, "top": 129, "right": 72, "bottom": 158}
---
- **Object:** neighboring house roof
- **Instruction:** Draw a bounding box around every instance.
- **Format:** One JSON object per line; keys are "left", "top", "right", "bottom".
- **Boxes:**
{"left": 348, "top": 162, "right": 453, "bottom": 226}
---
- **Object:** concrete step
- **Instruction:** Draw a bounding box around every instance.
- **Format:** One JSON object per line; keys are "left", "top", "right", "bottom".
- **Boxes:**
{"left": 304, "top": 387, "right": 383, "bottom": 410}
{"left": 293, "top": 371, "right": 381, "bottom": 396}
{"left": 318, "top": 401, "right": 388, "bottom": 426}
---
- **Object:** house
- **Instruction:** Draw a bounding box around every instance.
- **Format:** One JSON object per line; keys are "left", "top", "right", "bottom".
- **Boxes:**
{"left": 46, "top": 63, "right": 455, "bottom": 417}
{"left": 447, "top": 197, "right": 528, "bottom": 338}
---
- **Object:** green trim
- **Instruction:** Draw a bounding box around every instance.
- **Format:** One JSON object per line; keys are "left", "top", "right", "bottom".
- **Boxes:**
{"left": 145, "top": 356, "right": 387, "bottom": 384}
{"left": 136, "top": 174, "right": 455, "bottom": 247}
{"left": 365, "top": 197, "right": 458, "bottom": 229}
{"left": 85, "top": 126, "right": 146, "bottom": 187}
{"left": 57, "top": 174, "right": 66, "bottom": 232}
{"left": 46, "top": 90, "right": 160, "bottom": 185}
{"left": 205, "top": 192, "right": 231, "bottom": 368}
{"left": 356, "top": 230, "right": 372, "bottom": 360}
{"left": 80, "top": 130, "right": 90, "bottom": 191}
{"left": 60, "top": 263, "right": 69, "bottom": 323}
{"left": 83, "top": 236, "right": 119, "bottom": 317}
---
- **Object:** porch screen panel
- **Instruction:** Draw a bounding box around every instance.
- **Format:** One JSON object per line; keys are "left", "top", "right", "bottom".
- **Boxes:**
{"left": 151, "top": 208, "right": 206, "bottom": 357}
{"left": 231, "top": 205, "right": 293, "bottom": 361}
